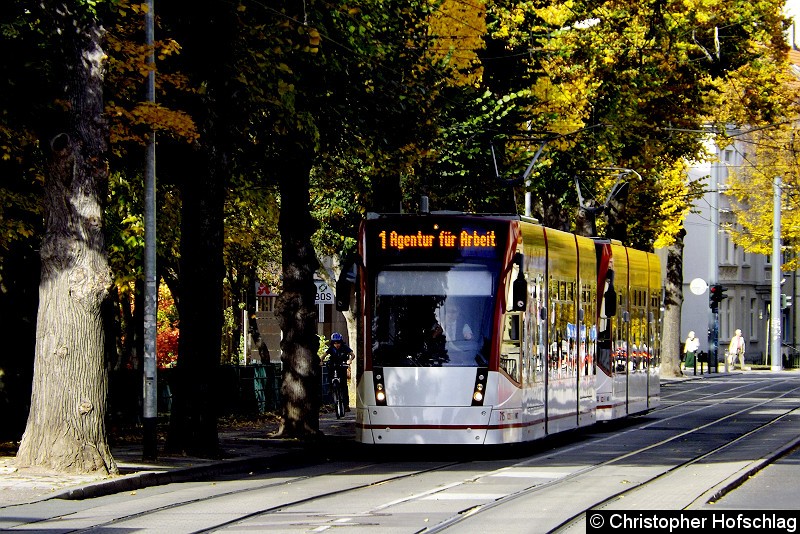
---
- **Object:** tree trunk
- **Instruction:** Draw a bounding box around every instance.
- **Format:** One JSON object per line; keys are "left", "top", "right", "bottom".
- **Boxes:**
{"left": 274, "top": 150, "right": 321, "bottom": 439}
{"left": 661, "top": 228, "right": 686, "bottom": 377}
{"left": 167, "top": 154, "right": 225, "bottom": 457}
{"left": 16, "top": 4, "right": 116, "bottom": 475}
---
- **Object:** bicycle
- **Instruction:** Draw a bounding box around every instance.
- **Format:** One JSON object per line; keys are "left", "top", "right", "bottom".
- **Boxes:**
{"left": 329, "top": 364, "right": 348, "bottom": 419}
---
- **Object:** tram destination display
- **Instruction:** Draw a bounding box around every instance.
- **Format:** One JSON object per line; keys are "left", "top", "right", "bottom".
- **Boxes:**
{"left": 366, "top": 216, "right": 509, "bottom": 263}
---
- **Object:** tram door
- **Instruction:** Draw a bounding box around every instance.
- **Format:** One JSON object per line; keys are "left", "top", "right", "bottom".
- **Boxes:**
{"left": 610, "top": 243, "right": 630, "bottom": 418}
{"left": 627, "top": 249, "right": 651, "bottom": 414}
{"left": 577, "top": 236, "right": 596, "bottom": 428}
{"left": 520, "top": 224, "right": 548, "bottom": 439}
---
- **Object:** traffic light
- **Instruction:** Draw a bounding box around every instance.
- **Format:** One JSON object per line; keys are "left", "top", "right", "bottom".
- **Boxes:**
{"left": 782, "top": 293, "right": 793, "bottom": 310}
{"left": 709, "top": 284, "right": 728, "bottom": 311}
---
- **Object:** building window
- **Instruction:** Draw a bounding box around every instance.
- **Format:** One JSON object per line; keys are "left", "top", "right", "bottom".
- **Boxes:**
{"left": 723, "top": 148, "right": 734, "bottom": 164}
{"left": 721, "top": 299, "right": 730, "bottom": 339}
{"left": 749, "top": 298, "right": 757, "bottom": 340}
{"left": 721, "top": 233, "right": 731, "bottom": 264}
{"left": 739, "top": 295, "right": 744, "bottom": 337}
{"left": 727, "top": 299, "right": 733, "bottom": 339}
{"left": 783, "top": 300, "right": 793, "bottom": 345}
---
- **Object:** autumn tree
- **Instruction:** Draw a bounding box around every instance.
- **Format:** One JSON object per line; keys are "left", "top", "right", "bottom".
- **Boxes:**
{"left": 470, "top": 0, "right": 791, "bottom": 374}
{"left": 712, "top": 30, "right": 800, "bottom": 261}
{"left": 102, "top": 0, "right": 196, "bottom": 373}
{"left": 309, "top": 0, "right": 498, "bottom": 362}
{"left": 726, "top": 124, "right": 800, "bottom": 268}
{"left": 15, "top": 0, "right": 118, "bottom": 474}
{"left": 254, "top": 0, "right": 471, "bottom": 437}
{"left": 145, "top": 2, "right": 244, "bottom": 456}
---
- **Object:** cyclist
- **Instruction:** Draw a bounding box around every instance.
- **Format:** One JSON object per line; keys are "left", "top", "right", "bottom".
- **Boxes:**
{"left": 323, "top": 332, "right": 354, "bottom": 412}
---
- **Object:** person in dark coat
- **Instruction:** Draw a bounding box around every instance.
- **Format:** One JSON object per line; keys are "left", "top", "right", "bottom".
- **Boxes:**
{"left": 324, "top": 332, "right": 354, "bottom": 410}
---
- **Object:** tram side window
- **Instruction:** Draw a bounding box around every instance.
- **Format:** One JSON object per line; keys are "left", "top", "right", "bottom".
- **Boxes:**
{"left": 500, "top": 313, "right": 522, "bottom": 382}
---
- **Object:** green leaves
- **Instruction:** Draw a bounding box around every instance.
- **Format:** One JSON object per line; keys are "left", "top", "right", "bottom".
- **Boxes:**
{"left": 476, "top": 0, "right": 792, "bottom": 244}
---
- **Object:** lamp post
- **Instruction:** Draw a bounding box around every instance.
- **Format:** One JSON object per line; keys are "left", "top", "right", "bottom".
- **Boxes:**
{"left": 708, "top": 150, "right": 721, "bottom": 373}
{"left": 142, "top": 0, "right": 158, "bottom": 460}
{"left": 770, "top": 177, "right": 782, "bottom": 372}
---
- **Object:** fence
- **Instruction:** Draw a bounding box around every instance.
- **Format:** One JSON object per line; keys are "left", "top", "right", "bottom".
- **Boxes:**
{"left": 109, "top": 363, "right": 340, "bottom": 423}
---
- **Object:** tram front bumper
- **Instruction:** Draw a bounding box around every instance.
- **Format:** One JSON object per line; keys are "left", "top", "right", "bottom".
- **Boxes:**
{"left": 357, "top": 406, "right": 492, "bottom": 445}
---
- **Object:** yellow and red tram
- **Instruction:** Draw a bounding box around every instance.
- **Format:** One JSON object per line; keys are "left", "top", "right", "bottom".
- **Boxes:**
{"left": 338, "top": 213, "right": 661, "bottom": 445}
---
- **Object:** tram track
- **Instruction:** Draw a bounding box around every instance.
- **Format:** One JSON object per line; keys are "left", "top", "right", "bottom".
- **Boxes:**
{"left": 194, "top": 377, "right": 800, "bottom": 533}
{"left": 548, "top": 391, "right": 800, "bottom": 531}
{"left": 536, "top": 375, "right": 799, "bottom": 465}
{"left": 8, "top": 376, "right": 800, "bottom": 533}
{"left": 656, "top": 374, "right": 775, "bottom": 410}
{"left": 32, "top": 460, "right": 465, "bottom": 533}
{"left": 420, "top": 377, "right": 800, "bottom": 533}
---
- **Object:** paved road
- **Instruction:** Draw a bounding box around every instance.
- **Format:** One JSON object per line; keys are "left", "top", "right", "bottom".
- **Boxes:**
{"left": 704, "top": 442, "right": 800, "bottom": 510}
{"left": 2, "top": 372, "right": 799, "bottom": 532}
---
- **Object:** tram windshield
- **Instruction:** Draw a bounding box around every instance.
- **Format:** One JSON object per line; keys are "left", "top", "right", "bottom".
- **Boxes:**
{"left": 371, "top": 266, "right": 495, "bottom": 367}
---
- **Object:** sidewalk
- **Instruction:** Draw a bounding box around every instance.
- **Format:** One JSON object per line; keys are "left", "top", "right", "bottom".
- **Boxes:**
{"left": 0, "top": 411, "right": 355, "bottom": 508}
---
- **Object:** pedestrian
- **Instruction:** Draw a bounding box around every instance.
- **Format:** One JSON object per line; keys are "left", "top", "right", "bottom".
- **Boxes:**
{"left": 683, "top": 331, "right": 699, "bottom": 371}
{"left": 323, "top": 332, "right": 354, "bottom": 411}
{"left": 728, "top": 329, "right": 746, "bottom": 370}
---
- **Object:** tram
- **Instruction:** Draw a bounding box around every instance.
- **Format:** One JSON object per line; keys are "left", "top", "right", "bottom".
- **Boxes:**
{"left": 336, "top": 212, "right": 662, "bottom": 445}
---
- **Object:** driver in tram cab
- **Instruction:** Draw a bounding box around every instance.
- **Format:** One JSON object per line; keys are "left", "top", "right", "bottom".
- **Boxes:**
{"left": 444, "top": 306, "right": 474, "bottom": 341}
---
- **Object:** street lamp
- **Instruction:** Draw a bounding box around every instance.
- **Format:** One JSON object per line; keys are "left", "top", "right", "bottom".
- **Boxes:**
{"left": 770, "top": 177, "right": 782, "bottom": 371}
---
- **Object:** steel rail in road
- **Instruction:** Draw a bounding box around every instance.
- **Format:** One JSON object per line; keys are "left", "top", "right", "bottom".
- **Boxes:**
{"left": 424, "top": 375, "right": 800, "bottom": 533}
{"left": 6, "top": 375, "right": 800, "bottom": 533}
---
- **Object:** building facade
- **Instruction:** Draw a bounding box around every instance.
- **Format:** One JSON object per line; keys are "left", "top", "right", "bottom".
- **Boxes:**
{"left": 682, "top": 141, "right": 798, "bottom": 367}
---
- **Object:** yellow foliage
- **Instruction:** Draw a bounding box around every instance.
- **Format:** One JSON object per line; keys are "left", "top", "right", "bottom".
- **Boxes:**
{"left": 426, "top": 0, "right": 487, "bottom": 85}
{"left": 108, "top": 102, "right": 199, "bottom": 145}
{"left": 105, "top": 2, "right": 200, "bottom": 148}
{"left": 726, "top": 123, "right": 800, "bottom": 269}
{"left": 308, "top": 28, "right": 321, "bottom": 47}
{"left": 535, "top": 2, "right": 574, "bottom": 27}
{"left": 653, "top": 161, "right": 694, "bottom": 248}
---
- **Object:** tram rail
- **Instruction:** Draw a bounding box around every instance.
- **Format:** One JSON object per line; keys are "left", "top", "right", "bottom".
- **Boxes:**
{"left": 6, "top": 375, "right": 800, "bottom": 533}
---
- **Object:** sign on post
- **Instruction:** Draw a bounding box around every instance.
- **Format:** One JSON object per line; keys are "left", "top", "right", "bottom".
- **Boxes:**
{"left": 256, "top": 281, "right": 271, "bottom": 297}
{"left": 315, "top": 281, "right": 334, "bottom": 305}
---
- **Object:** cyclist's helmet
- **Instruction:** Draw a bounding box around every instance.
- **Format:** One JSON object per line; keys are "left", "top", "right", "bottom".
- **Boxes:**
{"left": 331, "top": 332, "right": 343, "bottom": 342}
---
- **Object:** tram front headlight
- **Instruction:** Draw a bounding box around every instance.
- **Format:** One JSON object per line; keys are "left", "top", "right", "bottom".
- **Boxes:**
{"left": 471, "top": 367, "right": 488, "bottom": 406}
{"left": 375, "top": 383, "right": 386, "bottom": 402}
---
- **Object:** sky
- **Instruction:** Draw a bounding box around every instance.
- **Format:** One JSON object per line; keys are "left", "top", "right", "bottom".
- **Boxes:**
{"left": 787, "top": 0, "right": 800, "bottom": 18}
{"left": 785, "top": 0, "right": 800, "bottom": 50}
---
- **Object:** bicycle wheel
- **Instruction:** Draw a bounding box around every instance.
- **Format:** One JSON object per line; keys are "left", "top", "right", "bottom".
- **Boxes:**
{"left": 332, "top": 382, "right": 344, "bottom": 418}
